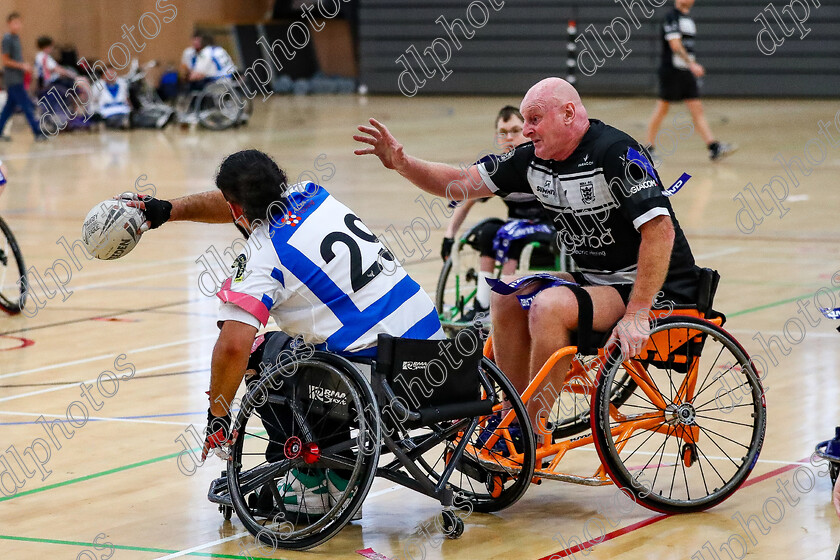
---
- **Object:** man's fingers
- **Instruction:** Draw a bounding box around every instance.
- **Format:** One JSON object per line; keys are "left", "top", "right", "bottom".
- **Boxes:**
{"left": 356, "top": 125, "right": 381, "bottom": 138}
{"left": 352, "top": 134, "right": 377, "bottom": 146}
{"left": 368, "top": 118, "right": 388, "bottom": 135}
{"left": 138, "top": 221, "right": 151, "bottom": 233}
{"left": 353, "top": 148, "right": 375, "bottom": 156}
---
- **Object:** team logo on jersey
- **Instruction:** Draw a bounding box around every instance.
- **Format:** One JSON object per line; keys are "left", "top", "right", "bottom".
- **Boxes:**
{"left": 281, "top": 212, "right": 300, "bottom": 226}
{"left": 579, "top": 180, "right": 595, "bottom": 204}
{"left": 232, "top": 254, "right": 247, "bottom": 282}
{"left": 578, "top": 154, "right": 592, "bottom": 167}
{"left": 499, "top": 149, "right": 515, "bottom": 162}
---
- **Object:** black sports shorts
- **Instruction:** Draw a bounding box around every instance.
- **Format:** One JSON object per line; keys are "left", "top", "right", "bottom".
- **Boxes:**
{"left": 658, "top": 68, "right": 699, "bottom": 102}
{"left": 569, "top": 272, "right": 633, "bottom": 306}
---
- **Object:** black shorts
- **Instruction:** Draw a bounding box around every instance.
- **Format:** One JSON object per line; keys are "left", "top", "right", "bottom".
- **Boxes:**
{"left": 658, "top": 68, "right": 699, "bottom": 102}
{"left": 570, "top": 272, "right": 633, "bottom": 306}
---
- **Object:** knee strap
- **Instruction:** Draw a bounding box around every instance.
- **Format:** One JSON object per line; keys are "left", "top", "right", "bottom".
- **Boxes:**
{"left": 564, "top": 284, "right": 595, "bottom": 356}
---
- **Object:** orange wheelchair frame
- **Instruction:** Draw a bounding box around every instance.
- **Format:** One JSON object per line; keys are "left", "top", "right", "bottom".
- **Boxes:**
{"left": 466, "top": 304, "right": 766, "bottom": 513}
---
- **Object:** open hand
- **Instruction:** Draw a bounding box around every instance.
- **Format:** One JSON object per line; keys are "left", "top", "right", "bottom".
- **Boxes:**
{"left": 353, "top": 118, "right": 406, "bottom": 170}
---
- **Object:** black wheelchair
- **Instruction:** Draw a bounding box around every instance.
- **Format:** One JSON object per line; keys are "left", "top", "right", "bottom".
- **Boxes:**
{"left": 207, "top": 332, "right": 537, "bottom": 550}
{"left": 176, "top": 76, "right": 253, "bottom": 131}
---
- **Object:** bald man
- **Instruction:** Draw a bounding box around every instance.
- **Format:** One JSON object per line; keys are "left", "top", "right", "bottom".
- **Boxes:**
{"left": 354, "top": 77, "right": 701, "bottom": 439}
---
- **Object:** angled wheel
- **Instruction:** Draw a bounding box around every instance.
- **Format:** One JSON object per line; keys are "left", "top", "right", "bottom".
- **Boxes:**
{"left": 227, "top": 352, "right": 380, "bottom": 550}
{"left": 406, "top": 357, "right": 536, "bottom": 513}
{"left": 592, "top": 316, "right": 766, "bottom": 513}
{"left": 197, "top": 81, "right": 242, "bottom": 130}
{"left": 0, "top": 216, "right": 26, "bottom": 314}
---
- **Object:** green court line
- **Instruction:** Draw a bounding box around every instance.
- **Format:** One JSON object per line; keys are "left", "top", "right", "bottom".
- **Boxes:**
{"left": 729, "top": 284, "right": 840, "bottom": 318}
{"left": 0, "top": 449, "right": 186, "bottom": 503}
{"left": 0, "top": 534, "right": 282, "bottom": 559}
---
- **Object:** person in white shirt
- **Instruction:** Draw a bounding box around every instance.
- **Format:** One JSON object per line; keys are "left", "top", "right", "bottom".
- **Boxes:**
{"left": 180, "top": 32, "right": 203, "bottom": 81}
{"left": 189, "top": 36, "right": 234, "bottom": 86}
{"left": 93, "top": 65, "right": 131, "bottom": 129}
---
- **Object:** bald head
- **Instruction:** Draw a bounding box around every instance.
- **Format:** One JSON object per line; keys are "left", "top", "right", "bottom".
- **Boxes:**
{"left": 520, "top": 77, "right": 590, "bottom": 160}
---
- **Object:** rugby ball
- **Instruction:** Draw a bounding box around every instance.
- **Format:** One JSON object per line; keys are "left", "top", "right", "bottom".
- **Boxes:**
{"left": 82, "top": 199, "right": 145, "bottom": 260}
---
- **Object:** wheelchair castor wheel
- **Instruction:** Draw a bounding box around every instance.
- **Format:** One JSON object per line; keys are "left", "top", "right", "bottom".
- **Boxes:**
{"left": 440, "top": 510, "right": 464, "bottom": 539}
{"left": 465, "top": 268, "right": 477, "bottom": 283}
{"left": 219, "top": 504, "right": 233, "bottom": 520}
{"left": 487, "top": 474, "right": 504, "bottom": 498}
{"left": 681, "top": 442, "right": 697, "bottom": 467}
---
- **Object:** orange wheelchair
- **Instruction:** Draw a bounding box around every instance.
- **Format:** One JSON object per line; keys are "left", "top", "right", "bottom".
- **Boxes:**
{"left": 475, "top": 268, "right": 767, "bottom": 513}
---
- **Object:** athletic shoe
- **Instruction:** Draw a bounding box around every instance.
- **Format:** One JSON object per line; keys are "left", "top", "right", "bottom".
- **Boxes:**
{"left": 460, "top": 302, "right": 489, "bottom": 323}
{"left": 326, "top": 470, "right": 362, "bottom": 521}
{"left": 709, "top": 142, "right": 737, "bottom": 162}
{"left": 277, "top": 469, "right": 331, "bottom": 516}
{"left": 476, "top": 415, "right": 523, "bottom": 455}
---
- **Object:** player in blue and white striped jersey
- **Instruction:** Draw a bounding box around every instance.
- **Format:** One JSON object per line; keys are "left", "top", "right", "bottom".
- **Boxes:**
{"left": 123, "top": 149, "right": 443, "bottom": 511}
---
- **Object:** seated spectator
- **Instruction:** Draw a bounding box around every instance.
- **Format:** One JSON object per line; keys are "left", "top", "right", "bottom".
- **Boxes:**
{"left": 35, "top": 36, "right": 78, "bottom": 90}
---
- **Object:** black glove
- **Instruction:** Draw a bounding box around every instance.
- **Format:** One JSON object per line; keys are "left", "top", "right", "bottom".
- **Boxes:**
{"left": 441, "top": 237, "right": 454, "bottom": 261}
{"left": 201, "top": 408, "right": 234, "bottom": 461}
{"left": 117, "top": 193, "right": 172, "bottom": 231}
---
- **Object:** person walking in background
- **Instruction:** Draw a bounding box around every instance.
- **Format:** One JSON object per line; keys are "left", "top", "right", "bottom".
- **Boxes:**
{"left": 645, "top": 0, "right": 733, "bottom": 162}
{"left": 0, "top": 13, "right": 45, "bottom": 142}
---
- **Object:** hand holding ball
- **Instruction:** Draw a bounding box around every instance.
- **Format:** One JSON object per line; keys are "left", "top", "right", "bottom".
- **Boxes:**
{"left": 82, "top": 199, "right": 145, "bottom": 260}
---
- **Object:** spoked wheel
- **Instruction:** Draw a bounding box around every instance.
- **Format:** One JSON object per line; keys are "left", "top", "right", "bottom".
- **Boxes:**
{"left": 0, "top": 215, "right": 27, "bottom": 314}
{"left": 227, "top": 353, "right": 380, "bottom": 550}
{"left": 592, "top": 316, "right": 766, "bottom": 513}
{"left": 197, "top": 81, "right": 243, "bottom": 130}
{"left": 408, "top": 357, "right": 536, "bottom": 513}
{"left": 548, "top": 353, "right": 637, "bottom": 441}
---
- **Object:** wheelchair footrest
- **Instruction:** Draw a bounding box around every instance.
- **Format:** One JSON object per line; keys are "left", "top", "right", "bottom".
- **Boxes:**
{"left": 207, "top": 472, "right": 232, "bottom": 506}
{"left": 415, "top": 399, "right": 494, "bottom": 426}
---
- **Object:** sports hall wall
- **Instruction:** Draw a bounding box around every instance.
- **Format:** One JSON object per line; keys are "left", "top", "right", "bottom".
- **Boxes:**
{"left": 358, "top": 0, "right": 839, "bottom": 97}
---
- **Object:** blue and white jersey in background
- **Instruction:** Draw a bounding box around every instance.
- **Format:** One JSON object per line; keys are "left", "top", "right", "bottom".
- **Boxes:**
{"left": 95, "top": 79, "right": 130, "bottom": 118}
{"left": 217, "top": 183, "right": 444, "bottom": 356}
{"left": 195, "top": 45, "right": 234, "bottom": 79}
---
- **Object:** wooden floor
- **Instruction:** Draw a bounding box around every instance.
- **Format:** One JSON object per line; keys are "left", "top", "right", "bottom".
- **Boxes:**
{"left": 0, "top": 95, "right": 838, "bottom": 560}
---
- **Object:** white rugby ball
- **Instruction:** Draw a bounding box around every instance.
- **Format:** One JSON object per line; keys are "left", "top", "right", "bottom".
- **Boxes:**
{"left": 82, "top": 199, "right": 144, "bottom": 260}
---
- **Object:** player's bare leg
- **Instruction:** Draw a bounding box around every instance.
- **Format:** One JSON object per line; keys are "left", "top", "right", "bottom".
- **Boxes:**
{"left": 684, "top": 99, "right": 714, "bottom": 144}
{"left": 526, "top": 285, "right": 626, "bottom": 444}
{"left": 490, "top": 285, "right": 532, "bottom": 396}
{"left": 646, "top": 100, "right": 671, "bottom": 147}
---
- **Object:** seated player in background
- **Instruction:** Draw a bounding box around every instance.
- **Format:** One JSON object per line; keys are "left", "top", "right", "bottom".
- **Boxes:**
{"left": 124, "top": 149, "right": 444, "bottom": 515}
{"left": 92, "top": 65, "right": 131, "bottom": 129}
{"left": 188, "top": 34, "right": 234, "bottom": 87}
{"left": 35, "top": 36, "right": 91, "bottom": 128}
{"left": 441, "top": 105, "right": 555, "bottom": 320}
{"left": 179, "top": 31, "right": 203, "bottom": 83}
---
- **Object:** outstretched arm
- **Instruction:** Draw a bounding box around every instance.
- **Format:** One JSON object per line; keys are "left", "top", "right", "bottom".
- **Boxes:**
{"left": 124, "top": 189, "right": 232, "bottom": 231}
{"left": 169, "top": 190, "right": 231, "bottom": 223}
{"left": 353, "top": 118, "right": 493, "bottom": 200}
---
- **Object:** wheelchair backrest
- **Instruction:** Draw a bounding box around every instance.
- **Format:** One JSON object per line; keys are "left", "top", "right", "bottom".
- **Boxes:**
{"left": 375, "top": 333, "right": 483, "bottom": 410}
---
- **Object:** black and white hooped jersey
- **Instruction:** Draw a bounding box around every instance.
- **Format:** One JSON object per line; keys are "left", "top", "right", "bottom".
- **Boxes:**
{"left": 661, "top": 8, "right": 696, "bottom": 71}
{"left": 217, "top": 183, "right": 444, "bottom": 357}
{"left": 477, "top": 120, "right": 699, "bottom": 302}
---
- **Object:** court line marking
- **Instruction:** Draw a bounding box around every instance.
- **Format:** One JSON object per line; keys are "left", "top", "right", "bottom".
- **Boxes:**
{"left": 0, "top": 410, "right": 205, "bottom": 426}
{"left": 0, "top": 410, "right": 194, "bottom": 427}
{"left": 0, "top": 534, "right": 281, "bottom": 560}
{"left": 0, "top": 359, "right": 195, "bottom": 403}
{"left": 693, "top": 247, "right": 742, "bottom": 260}
{"left": 729, "top": 285, "right": 840, "bottom": 318}
{"left": 154, "top": 484, "right": 406, "bottom": 559}
{"left": 0, "top": 333, "right": 216, "bottom": 380}
{"left": 538, "top": 458, "right": 806, "bottom": 560}
{"left": 154, "top": 532, "right": 253, "bottom": 560}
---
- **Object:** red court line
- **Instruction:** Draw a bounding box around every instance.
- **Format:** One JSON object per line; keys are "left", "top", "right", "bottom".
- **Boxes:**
{"left": 0, "top": 335, "right": 34, "bottom": 351}
{"left": 538, "top": 458, "right": 807, "bottom": 560}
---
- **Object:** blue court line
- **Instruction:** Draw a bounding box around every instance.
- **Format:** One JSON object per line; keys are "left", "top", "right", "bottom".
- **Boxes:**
{"left": 0, "top": 410, "right": 206, "bottom": 426}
